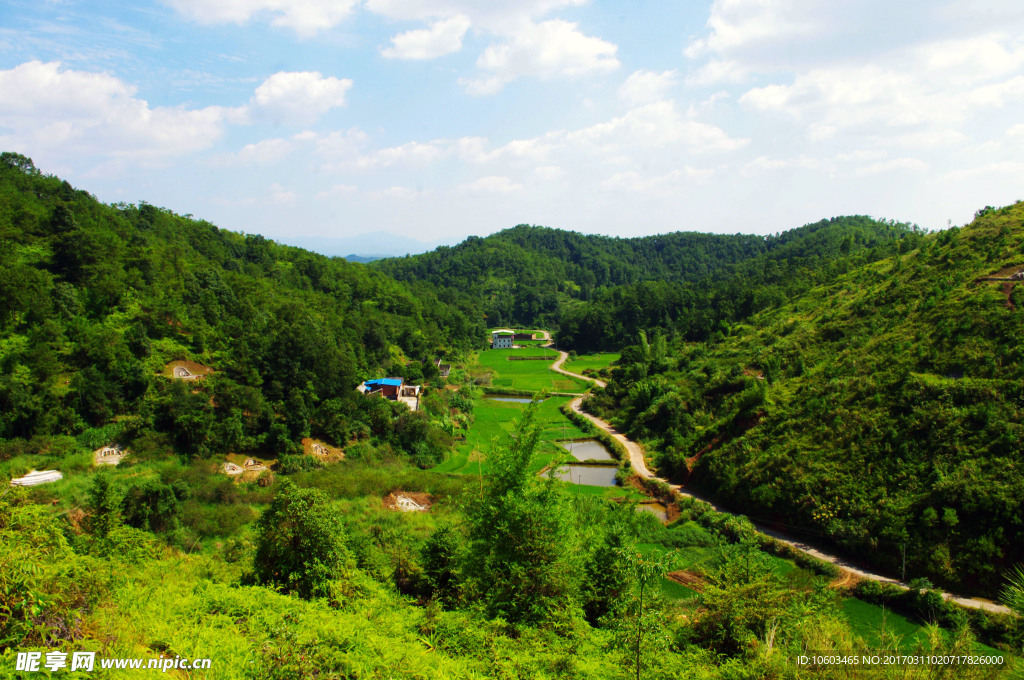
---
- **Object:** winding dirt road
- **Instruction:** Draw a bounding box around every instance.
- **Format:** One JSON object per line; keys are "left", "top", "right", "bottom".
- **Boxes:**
{"left": 541, "top": 333, "right": 1012, "bottom": 615}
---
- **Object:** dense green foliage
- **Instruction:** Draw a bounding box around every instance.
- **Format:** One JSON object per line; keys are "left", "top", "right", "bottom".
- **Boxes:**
{"left": 251, "top": 481, "right": 349, "bottom": 598}
{"left": 375, "top": 218, "right": 922, "bottom": 346}
{"left": 0, "top": 152, "right": 482, "bottom": 467}
{"left": 590, "top": 202, "right": 1024, "bottom": 595}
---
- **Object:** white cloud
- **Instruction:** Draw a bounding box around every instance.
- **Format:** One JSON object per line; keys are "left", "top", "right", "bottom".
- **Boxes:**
{"left": 315, "top": 183, "right": 358, "bottom": 198}
{"left": 162, "top": 0, "right": 358, "bottom": 36}
{"left": 492, "top": 135, "right": 560, "bottom": 161}
{"left": 742, "top": 155, "right": 827, "bottom": 175}
{"left": 618, "top": 69, "right": 678, "bottom": 105}
{"left": 214, "top": 137, "right": 294, "bottom": 166}
{"left": 451, "top": 136, "right": 491, "bottom": 163}
{"left": 686, "top": 59, "right": 748, "bottom": 86}
{"left": 919, "top": 33, "right": 1024, "bottom": 85}
{"left": 315, "top": 128, "right": 370, "bottom": 161}
{"left": 0, "top": 61, "right": 228, "bottom": 164}
{"left": 461, "top": 19, "right": 619, "bottom": 95}
{"left": 739, "top": 65, "right": 1024, "bottom": 133}
{"left": 942, "top": 160, "right": 1024, "bottom": 181}
{"left": 248, "top": 71, "right": 352, "bottom": 125}
{"left": 269, "top": 182, "right": 296, "bottom": 203}
{"left": 357, "top": 140, "right": 444, "bottom": 169}
{"left": 460, "top": 175, "right": 524, "bottom": 193}
{"left": 534, "top": 165, "right": 563, "bottom": 180}
{"left": 381, "top": 15, "right": 471, "bottom": 59}
{"left": 602, "top": 167, "right": 713, "bottom": 195}
{"left": 855, "top": 157, "right": 929, "bottom": 176}
{"left": 364, "top": 0, "right": 587, "bottom": 31}
{"left": 370, "top": 186, "right": 423, "bottom": 200}
{"left": 894, "top": 129, "right": 967, "bottom": 148}
{"left": 836, "top": 149, "right": 887, "bottom": 162}
{"left": 568, "top": 100, "right": 747, "bottom": 152}
{"left": 685, "top": 0, "right": 818, "bottom": 60}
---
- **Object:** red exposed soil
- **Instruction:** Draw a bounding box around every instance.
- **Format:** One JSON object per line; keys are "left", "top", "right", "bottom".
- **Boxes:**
{"left": 666, "top": 570, "right": 706, "bottom": 592}
{"left": 830, "top": 569, "right": 862, "bottom": 590}
{"left": 164, "top": 360, "right": 215, "bottom": 378}
{"left": 624, "top": 477, "right": 681, "bottom": 521}
{"left": 301, "top": 437, "right": 344, "bottom": 462}
{"left": 998, "top": 282, "right": 1016, "bottom": 310}
{"left": 685, "top": 411, "right": 763, "bottom": 470}
{"left": 382, "top": 491, "right": 433, "bottom": 511}
{"left": 67, "top": 508, "right": 86, "bottom": 534}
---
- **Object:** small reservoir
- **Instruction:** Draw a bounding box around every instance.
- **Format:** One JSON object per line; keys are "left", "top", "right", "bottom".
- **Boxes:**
{"left": 549, "top": 464, "right": 618, "bottom": 487}
{"left": 560, "top": 439, "right": 614, "bottom": 462}
{"left": 484, "top": 394, "right": 538, "bottom": 403}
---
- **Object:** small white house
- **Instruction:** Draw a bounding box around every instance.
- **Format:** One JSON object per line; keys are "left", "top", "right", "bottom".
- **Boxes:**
{"left": 491, "top": 329, "right": 515, "bottom": 348}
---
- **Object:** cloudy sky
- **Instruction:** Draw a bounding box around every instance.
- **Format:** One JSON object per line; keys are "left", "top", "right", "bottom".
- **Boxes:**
{"left": 2, "top": 0, "right": 1024, "bottom": 250}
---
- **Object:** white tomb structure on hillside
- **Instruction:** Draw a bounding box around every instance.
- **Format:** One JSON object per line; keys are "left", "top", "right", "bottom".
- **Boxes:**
{"left": 11, "top": 469, "right": 63, "bottom": 486}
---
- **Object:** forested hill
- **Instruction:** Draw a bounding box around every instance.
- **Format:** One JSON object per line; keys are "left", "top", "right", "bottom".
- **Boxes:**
{"left": 375, "top": 218, "right": 923, "bottom": 335}
{"left": 587, "top": 202, "right": 1024, "bottom": 596}
{"left": 0, "top": 153, "right": 482, "bottom": 463}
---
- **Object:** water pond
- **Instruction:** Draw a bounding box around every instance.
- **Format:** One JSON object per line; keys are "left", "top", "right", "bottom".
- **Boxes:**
{"left": 560, "top": 439, "right": 614, "bottom": 461}
{"left": 483, "top": 394, "right": 539, "bottom": 403}
{"left": 548, "top": 464, "right": 618, "bottom": 487}
{"left": 638, "top": 502, "right": 668, "bottom": 522}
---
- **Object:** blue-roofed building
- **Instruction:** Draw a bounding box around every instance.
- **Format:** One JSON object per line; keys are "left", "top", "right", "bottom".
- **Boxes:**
{"left": 358, "top": 377, "right": 422, "bottom": 410}
{"left": 360, "top": 377, "right": 404, "bottom": 398}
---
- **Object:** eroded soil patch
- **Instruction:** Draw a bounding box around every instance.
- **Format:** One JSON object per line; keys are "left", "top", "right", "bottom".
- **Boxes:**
{"left": 383, "top": 491, "right": 432, "bottom": 512}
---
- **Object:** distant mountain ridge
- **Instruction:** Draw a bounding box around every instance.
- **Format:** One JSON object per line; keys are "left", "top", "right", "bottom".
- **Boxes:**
{"left": 375, "top": 218, "right": 921, "bottom": 334}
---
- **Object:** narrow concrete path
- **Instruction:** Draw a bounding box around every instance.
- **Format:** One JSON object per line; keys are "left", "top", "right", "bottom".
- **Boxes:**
{"left": 541, "top": 332, "right": 608, "bottom": 389}
{"left": 539, "top": 332, "right": 1012, "bottom": 615}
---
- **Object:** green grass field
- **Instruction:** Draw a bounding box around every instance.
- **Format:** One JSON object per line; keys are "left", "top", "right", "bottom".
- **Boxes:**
{"left": 841, "top": 598, "right": 1002, "bottom": 655}
{"left": 434, "top": 395, "right": 590, "bottom": 476}
{"left": 475, "top": 347, "right": 589, "bottom": 393}
{"left": 565, "top": 353, "right": 620, "bottom": 374}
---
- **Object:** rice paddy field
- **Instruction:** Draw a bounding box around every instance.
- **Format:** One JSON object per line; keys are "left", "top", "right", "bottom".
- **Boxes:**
{"left": 433, "top": 395, "right": 590, "bottom": 476}
{"left": 474, "top": 347, "right": 589, "bottom": 393}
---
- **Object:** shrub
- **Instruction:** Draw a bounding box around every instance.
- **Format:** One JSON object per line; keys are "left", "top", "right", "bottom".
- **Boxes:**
{"left": 251, "top": 481, "right": 349, "bottom": 599}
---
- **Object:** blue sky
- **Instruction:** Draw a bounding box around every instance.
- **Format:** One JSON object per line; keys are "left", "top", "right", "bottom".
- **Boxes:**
{"left": 2, "top": 0, "right": 1024, "bottom": 251}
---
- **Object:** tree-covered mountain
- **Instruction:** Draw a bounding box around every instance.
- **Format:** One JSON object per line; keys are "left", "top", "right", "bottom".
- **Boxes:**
{"left": 0, "top": 152, "right": 483, "bottom": 465}
{"left": 374, "top": 218, "right": 923, "bottom": 338}
{"left": 585, "top": 202, "right": 1024, "bottom": 595}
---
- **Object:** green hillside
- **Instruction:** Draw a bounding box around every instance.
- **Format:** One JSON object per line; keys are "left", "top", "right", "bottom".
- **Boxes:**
{"left": 375, "top": 218, "right": 921, "bottom": 335}
{"left": 0, "top": 152, "right": 482, "bottom": 469}
{"left": 587, "top": 202, "right": 1024, "bottom": 595}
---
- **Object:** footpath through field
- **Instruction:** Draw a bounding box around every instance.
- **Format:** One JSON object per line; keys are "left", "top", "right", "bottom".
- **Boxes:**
{"left": 539, "top": 331, "right": 1011, "bottom": 615}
